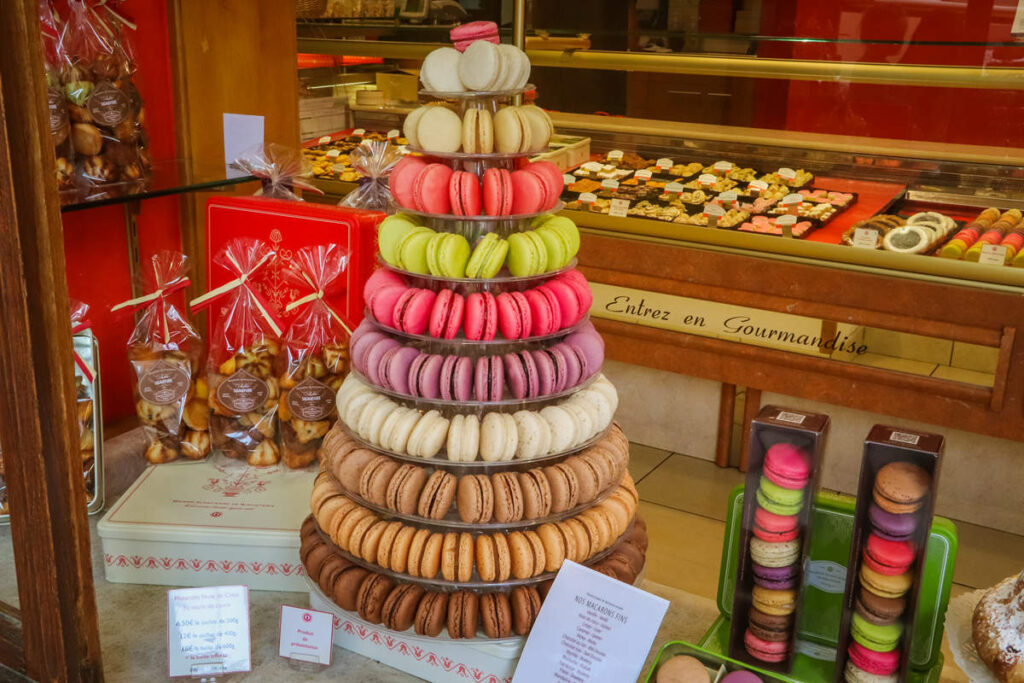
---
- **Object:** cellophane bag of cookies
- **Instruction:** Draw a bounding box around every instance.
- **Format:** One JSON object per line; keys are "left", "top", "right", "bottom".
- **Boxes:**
{"left": 70, "top": 299, "right": 98, "bottom": 503}
{"left": 60, "top": 0, "right": 151, "bottom": 191}
{"left": 233, "top": 143, "right": 324, "bottom": 202}
{"left": 279, "top": 244, "right": 352, "bottom": 469}
{"left": 111, "top": 252, "right": 207, "bottom": 464}
{"left": 40, "top": 0, "right": 75, "bottom": 193}
{"left": 191, "top": 238, "right": 284, "bottom": 467}
{"left": 338, "top": 140, "right": 400, "bottom": 212}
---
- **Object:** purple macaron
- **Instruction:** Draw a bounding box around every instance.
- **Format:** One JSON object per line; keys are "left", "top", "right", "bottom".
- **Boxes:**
{"left": 349, "top": 322, "right": 386, "bottom": 374}
{"left": 474, "top": 355, "right": 504, "bottom": 402}
{"left": 440, "top": 356, "right": 473, "bottom": 401}
{"left": 544, "top": 346, "right": 569, "bottom": 393}
{"left": 752, "top": 563, "right": 798, "bottom": 590}
{"left": 869, "top": 503, "right": 917, "bottom": 542}
{"left": 504, "top": 350, "right": 538, "bottom": 399}
{"left": 379, "top": 346, "right": 419, "bottom": 395}
{"left": 531, "top": 349, "right": 557, "bottom": 396}
{"left": 564, "top": 322, "right": 604, "bottom": 378}
{"left": 720, "top": 672, "right": 762, "bottom": 683}
{"left": 408, "top": 353, "right": 443, "bottom": 399}
{"left": 363, "top": 337, "right": 400, "bottom": 385}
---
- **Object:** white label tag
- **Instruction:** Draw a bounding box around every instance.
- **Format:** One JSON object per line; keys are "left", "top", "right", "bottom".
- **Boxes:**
{"left": 777, "top": 214, "right": 797, "bottom": 236}
{"left": 979, "top": 243, "right": 1008, "bottom": 266}
{"left": 665, "top": 181, "right": 684, "bottom": 194}
{"left": 352, "top": 128, "right": 366, "bottom": 136}
{"left": 579, "top": 192, "right": 597, "bottom": 204}
{"left": 609, "top": 198, "right": 630, "bottom": 217}
{"left": 795, "top": 640, "right": 837, "bottom": 661}
{"left": 278, "top": 606, "right": 333, "bottom": 665}
{"left": 167, "top": 586, "right": 251, "bottom": 677}
{"left": 703, "top": 203, "right": 725, "bottom": 218}
{"left": 778, "top": 167, "right": 797, "bottom": 182}
{"left": 776, "top": 410, "right": 806, "bottom": 424}
{"left": 782, "top": 192, "right": 803, "bottom": 206}
{"left": 656, "top": 157, "right": 673, "bottom": 170}
{"left": 890, "top": 431, "right": 921, "bottom": 445}
{"left": 223, "top": 113, "right": 264, "bottom": 171}
{"left": 387, "top": 129, "right": 400, "bottom": 139}
{"left": 806, "top": 560, "right": 848, "bottom": 593}
{"left": 326, "top": 149, "right": 341, "bottom": 158}
{"left": 853, "top": 228, "right": 879, "bottom": 249}
{"left": 1013, "top": 0, "right": 1024, "bottom": 35}
{"left": 581, "top": 161, "right": 603, "bottom": 172}
{"left": 718, "top": 190, "right": 738, "bottom": 208}
{"left": 635, "top": 169, "right": 652, "bottom": 182}
{"left": 317, "top": 135, "right": 331, "bottom": 145}
{"left": 698, "top": 173, "right": 717, "bottom": 187}
{"left": 748, "top": 179, "right": 768, "bottom": 194}
{"left": 607, "top": 149, "right": 624, "bottom": 161}
{"left": 563, "top": 173, "right": 575, "bottom": 185}
{"left": 512, "top": 561, "right": 669, "bottom": 683}
{"left": 713, "top": 160, "right": 733, "bottom": 173}
{"left": 601, "top": 179, "right": 619, "bottom": 191}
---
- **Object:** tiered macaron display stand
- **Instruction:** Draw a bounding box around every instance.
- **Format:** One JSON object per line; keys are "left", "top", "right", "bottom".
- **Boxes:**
{"left": 300, "top": 50, "right": 647, "bottom": 682}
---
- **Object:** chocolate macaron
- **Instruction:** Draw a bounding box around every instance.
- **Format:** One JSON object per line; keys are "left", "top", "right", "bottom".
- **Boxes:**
{"left": 510, "top": 585, "right": 542, "bottom": 635}
{"left": 479, "top": 592, "right": 513, "bottom": 638}
{"left": 414, "top": 591, "right": 448, "bottom": 637}
{"left": 356, "top": 574, "right": 396, "bottom": 624}
{"left": 447, "top": 591, "right": 479, "bottom": 639}
{"left": 381, "top": 583, "right": 425, "bottom": 632}
{"left": 856, "top": 588, "right": 906, "bottom": 626}
{"left": 747, "top": 606, "right": 792, "bottom": 642}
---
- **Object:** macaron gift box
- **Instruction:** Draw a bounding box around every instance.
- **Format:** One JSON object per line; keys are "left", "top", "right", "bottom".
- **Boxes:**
{"left": 833, "top": 426, "right": 944, "bottom": 683}
{"left": 728, "top": 406, "right": 831, "bottom": 673}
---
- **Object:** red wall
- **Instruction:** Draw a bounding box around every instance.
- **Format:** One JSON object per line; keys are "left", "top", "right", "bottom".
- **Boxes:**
{"left": 60, "top": 0, "right": 183, "bottom": 420}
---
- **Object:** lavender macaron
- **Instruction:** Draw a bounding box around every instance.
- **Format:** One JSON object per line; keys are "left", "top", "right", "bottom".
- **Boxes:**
{"left": 363, "top": 337, "right": 400, "bottom": 385}
{"left": 752, "top": 563, "right": 798, "bottom": 590}
{"left": 564, "top": 322, "right": 604, "bottom": 377}
{"left": 380, "top": 346, "right": 419, "bottom": 395}
{"left": 504, "top": 350, "right": 538, "bottom": 399}
{"left": 869, "top": 503, "right": 916, "bottom": 542}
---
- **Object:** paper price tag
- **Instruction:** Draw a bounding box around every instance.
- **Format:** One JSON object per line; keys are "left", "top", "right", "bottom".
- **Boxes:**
{"left": 778, "top": 166, "right": 797, "bottom": 182}
{"left": 782, "top": 192, "right": 802, "bottom": 207}
{"left": 167, "top": 586, "right": 251, "bottom": 678}
{"left": 562, "top": 173, "right": 575, "bottom": 186}
{"left": 609, "top": 198, "right": 630, "bottom": 217}
{"left": 386, "top": 129, "right": 400, "bottom": 139}
{"left": 712, "top": 160, "right": 733, "bottom": 173}
{"left": 513, "top": 561, "right": 669, "bottom": 683}
{"left": 718, "top": 190, "right": 738, "bottom": 208}
{"left": 579, "top": 192, "right": 597, "bottom": 205}
{"left": 279, "top": 606, "right": 333, "bottom": 666}
{"left": 665, "top": 181, "right": 684, "bottom": 195}
{"left": 703, "top": 203, "right": 725, "bottom": 217}
{"left": 581, "top": 161, "right": 603, "bottom": 172}
{"left": 656, "top": 157, "right": 673, "bottom": 170}
{"left": 316, "top": 135, "right": 331, "bottom": 145}
{"left": 806, "top": 560, "right": 848, "bottom": 593}
{"left": 852, "top": 228, "right": 879, "bottom": 249}
{"left": 634, "top": 169, "right": 652, "bottom": 183}
{"left": 748, "top": 179, "right": 768, "bottom": 195}
{"left": 601, "top": 179, "right": 619, "bottom": 191}
{"left": 326, "top": 149, "right": 341, "bottom": 158}
{"left": 777, "top": 214, "right": 797, "bottom": 238}
{"left": 795, "top": 640, "right": 838, "bottom": 661}
{"left": 352, "top": 128, "right": 366, "bottom": 136}
{"left": 360, "top": 138, "right": 374, "bottom": 147}
{"left": 979, "top": 243, "right": 1009, "bottom": 266}
{"left": 607, "top": 149, "right": 624, "bottom": 161}
{"left": 698, "top": 173, "right": 717, "bottom": 188}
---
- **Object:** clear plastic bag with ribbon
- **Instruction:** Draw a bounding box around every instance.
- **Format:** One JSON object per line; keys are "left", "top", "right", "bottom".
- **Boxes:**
{"left": 111, "top": 252, "right": 207, "bottom": 464}
{"left": 338, "top": 140, "right": 401, "bottom": 212}
{"left": 278, "top": 244, "right": 353, "bottom": 469}
{"left": 70, "top": 299, "right": 98, "bottom": 504}
{"left": 40, "top": 0, "right": 76, "bottom": 192}
{"left": 190, "top": 238, "right": 284, "bottom": 466}
{"left": 232, "top": 142, "right": 325, "bottom": 201}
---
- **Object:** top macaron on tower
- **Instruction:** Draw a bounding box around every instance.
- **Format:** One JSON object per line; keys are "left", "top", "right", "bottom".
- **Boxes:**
{"left": 302, "top": 23, "right": 647, "bottom": 644}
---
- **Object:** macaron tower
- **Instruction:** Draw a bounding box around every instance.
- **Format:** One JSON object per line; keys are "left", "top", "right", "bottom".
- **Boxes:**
{"left": 300, "top": 24, "right": 648, "bottom": 649}
{"left": 742, "top": 442, "right": 812, "bottom": 665}
{"left": 842, "top": 461, "right": 931, "bottom": 683}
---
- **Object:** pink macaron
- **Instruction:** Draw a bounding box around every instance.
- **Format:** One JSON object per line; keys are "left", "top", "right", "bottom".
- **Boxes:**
{"left": 408, "top": 353, "right": 443, "bottom": 399}
{"left": 474, "top": 355, "right": 504, "bottom": 402}
{"left": 440, "top": 355, "right": 473, "bottom": 401}
{"left": 543, "top": 346, "right": 570, "bottom": 393}
{"left": 495, "top": 291, "right": 532, "bottom": 340}
{"left": 393, "top": 288, "right": 437, "bottom": 336}
{"left": 752, "top": 507, "right": 799, "bottom": 543}
{"left": 524, "top": 287, "right": 561, "bottom": 336}
{"left": 539, "top": 280, "right": 583, "bottom": 328}
{"left": 363, "top": 337, "right": 401, "bottom": 384}
{"left": 429, "top": 289, "right": 464, "bottom": 339}
{"left": 450, "top": 21, "right": 500, "bottom": 51}
{"left": 482, "top": 168, "right": 513, "bottom": 216}
{"left": 389, "top": 156, "right": 427, "bottom": 210}
{"left": 449, "top": 170, "right": 482, "bottom": 216}
{"left": 379, "top": 346, "right": 419, "bottom": 395}
{"left": 551, "top": 270, "right": 592, "bottom": 322}
{"left": 464, "top": 292, "right": 497, "bottom": 341}
{"left": 510, "top": 169, "right": 547, "bottom": 215}
{"left": 744, "top": 628, "right": 789, "bottom": 663}
{"left": 763, "top": 443, "right": 812, "bottom": 490}
{"left": 525, "top": 161, "right": 563, "bottom": 210}
{"left": 363, "top": 268, "right": 406, "bottom": 306}
{"left": 367, "top": 284, "right": 406, "bottom": 328}
{"left": 504, "top": 350, "right": 538, "bottom": 399}
{"left": 413, "top": 163, "right": 454, "bottom": 214}
{"left": 848, "top": 642, "right": 900, "bottom": 676}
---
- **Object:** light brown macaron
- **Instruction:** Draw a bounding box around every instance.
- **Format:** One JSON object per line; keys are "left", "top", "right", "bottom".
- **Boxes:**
{"left": 316, "top": 495, "right": 354, "bottom": 534}
{"left": 491, "top": 471, "right": 524, "bottom": 523}
{"left": 335, "top": 506, "right": 377, "bottom": 552}
{"left": 457, "top": 532, "right": 475, "bottom": 583}
{"left": 493, "top": 532, "right": 512, "bottom": 581}
{"left": 510, "top": 585, "right": 542, "bottom": 636}
{"left": 381, "top": 583, "right": 425, "bottom": 632}
{"left": 417, "top": 470, "right": 456, "bottom": 520}
{"left": 518, "top": 469, "right": 552, "bottom": 519}
{"left": 441, "top": 532, "right": 459, "bottom": 581}
{"left": 346, "top": 512, "right": 379, "bottom": 558}
{"left": 543, "top": 463, "right": 579, "bottom": 513}
{"left": 357, "top": 519, "right": 390, "bottom": 562}
{"left": 331, "top": 565, "right": 370, "bottom": 611}
{"left": 602, "top": 495, "right": 633, "bottom": 538}
{"left": 566, "top": 456, "right": 602, "bottom": 504}
{"left": 522, "top": 530, "right": 547, "bottom": 577}
{"left": 420, "top": 532, "right": 444, "bottom": 579}
{"left": 333, "top": 447, "right": 377, "bottom": 492}
{"left": 586, "top": 448, "right": 619, "bottom": 490}
{"left": 406, "top": 527, "right": 432, "bottom": 577}
{"left": 386, "top": 463, "right": 428, "bottom": 515}
{"left": 581, "top": 507, "right": 615, "bottom": 554}
{"left": 375, "top": 520, "right": 404, "bottom": 568}
{"left": 457, "top": 474, "right": 494, "bottom": 523}
{"left": 359, "top": 456, "right": 401, "bottom": 506}
{"left": 507, "top": 531, "right": 535, "bottom": 580}
{"left": 310, "top": 475, "right": 345, "bottom": 514}
{"left": 389, "top": 525, "right": 417, "bottom": 573}
{"left": 475, "top": 534, "right": 497, "bottom": 582}
{"left": 414, "top": 591, "right": 448, "bottom": 637}
{"left": 560, "top": 518, "right": 591, "bottom": 562}
{"left": 536, "top": 523, "right": 566, "bottom": 573}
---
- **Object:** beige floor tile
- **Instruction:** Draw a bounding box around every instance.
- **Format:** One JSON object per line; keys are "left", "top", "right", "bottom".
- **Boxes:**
{"left": 845, "top": 352, "right": 939, "bottom": 377}
{"left": 929, "top": 364, "right": 995, "bottom": 388}
{"left": 636, "top": 454, "right": 745, "bottom": 521}
{"left": 951, "top": 341, "right": 999, "bottom": 373}
{"left": 950, "top": 519, "right": 1024, "bottom": 589}
{"left": 639, "top": 500, "right": 725, "bottom": 600}
{"left": 629, "top": 442, "right": 672, "bottom": 485}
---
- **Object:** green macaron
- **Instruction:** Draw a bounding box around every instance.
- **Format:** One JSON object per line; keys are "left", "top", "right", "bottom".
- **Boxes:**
{"left": 396, "top": 227, "right": 434, "bottom": 274}
{"left": 850, "top": 612, "right": 903, "bottom": 652}
{"left": 756, "top": 476, "right": 805, "bottom": 516}
{"left": 507, "top": 231, "right": 548, "bottom": 277}
{"left": 378, "top": 215, "right": 426, "bottom": 266}
{"left": 426, "top": 232, "right": 470, "bottom": 278}
{"left": 465, "top": 233, "right": 509, "bottom": 279}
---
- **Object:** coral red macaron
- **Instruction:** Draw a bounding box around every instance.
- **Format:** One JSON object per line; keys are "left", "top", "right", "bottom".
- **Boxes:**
{"left": 482, "top": 168, "right": 513, "bottom": 216}
{"left": 753, "top": 507, "right": 799, "bottom": 543}
{"left": 863, "top": 533, "right": 915, "bottom": 576}
{"left": 744, "top": 628, "right": 789, "bottom": 663}
{"left": 449, "top": 170, "right": 482, "bottom": 216}
{"left": 848, "top": 641, "right": 900, "bottom": 676}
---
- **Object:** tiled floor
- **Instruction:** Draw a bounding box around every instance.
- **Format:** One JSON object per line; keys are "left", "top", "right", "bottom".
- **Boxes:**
{"left": 632, "top": 443, "right": 1024, "bottom": 683}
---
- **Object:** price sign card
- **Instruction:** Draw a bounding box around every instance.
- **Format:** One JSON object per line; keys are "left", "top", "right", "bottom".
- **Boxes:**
{"left": 608, "top": 198, "right": 630, "bottom": 218}
{"left": 279, "top": 606, "right": 334, "bottom": 665}
{"left": 167, "top": 585, "right": 251, "bottom": 678}
{"left": 512, "top": 561, "right": 669, "bottom": 683}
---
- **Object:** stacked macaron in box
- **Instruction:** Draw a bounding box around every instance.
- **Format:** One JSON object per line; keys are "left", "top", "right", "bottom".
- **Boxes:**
{"left": 301, "top": 23, "right": 648, "bottom": 661}
{"left": 834, "top": 426, "right": 943, "bottom": 683}
{"left": 729, "top": 406, "right": 831, "bottom": 673}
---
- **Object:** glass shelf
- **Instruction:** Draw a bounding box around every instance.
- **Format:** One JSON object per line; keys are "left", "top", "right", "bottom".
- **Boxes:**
{"left": 60, "top": 159, "right": 256, "bottom": 213}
